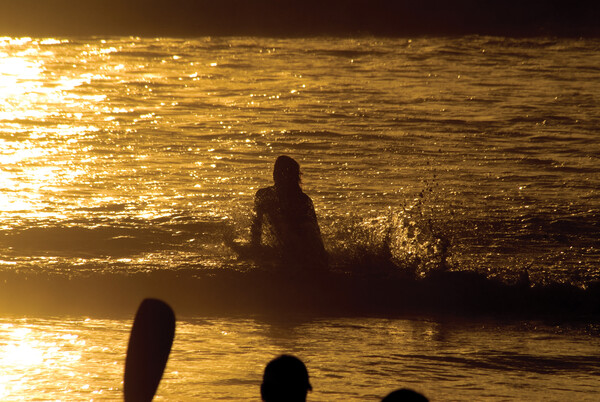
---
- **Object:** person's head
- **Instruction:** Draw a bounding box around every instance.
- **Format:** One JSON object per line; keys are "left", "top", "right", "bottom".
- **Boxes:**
{"left": 381, "top": 388, "right": 429, "bottom": 402}
{"left": 273, "top": 155, "right": 301, "bottom": 189}
{"left": 261, "top": 354, "right": 312, "bottom": 402}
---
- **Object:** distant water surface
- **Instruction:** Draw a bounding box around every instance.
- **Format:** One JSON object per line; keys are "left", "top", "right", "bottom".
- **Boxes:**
{"left": 0, "top": 36, "right": 598, "bottom": 282}
{"left": 0, "top": 36, "right": 599, "bottom": 400}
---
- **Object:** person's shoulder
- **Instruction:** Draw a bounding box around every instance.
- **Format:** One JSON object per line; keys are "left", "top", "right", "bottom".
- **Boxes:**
{"left": 255, "top": 186, "right": 277, "bottom": 205}
{"left": 256, "top": 186, "right": 275, "bottom": 197}
{"left": 300, "top": 191, "right": 313, "bottom": 204}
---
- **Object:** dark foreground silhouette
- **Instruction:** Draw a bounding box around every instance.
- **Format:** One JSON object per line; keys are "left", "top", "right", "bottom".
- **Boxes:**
{"left": 382, "top": 388, "right": 429, "bottom": 402}
{"left": 261, "top": 354, "right": 312, "bottom": 402}
{"left": 121, "top": 299, "right": 431, "bottom": 401}
{"left": 251, "top": 155, "right": 328, "bottom": 270}
{"left": 124, "top": 298, "right": 175, "bottom": 402}
{"left": 120, "top": 305, "right": 427, "bottom": 401}
{"left": 260, "top": 354, "right": 428, "bottom": 402}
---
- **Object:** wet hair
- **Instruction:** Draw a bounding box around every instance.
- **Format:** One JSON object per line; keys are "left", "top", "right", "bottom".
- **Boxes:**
{"left": 273, "top": 155, "right": 301, "bottom": 188}
{"left": 381, "top": 388, "right": 429, "bottom": 402}
{"left": 261, "top": 355, "right": 312, "bottom": 402}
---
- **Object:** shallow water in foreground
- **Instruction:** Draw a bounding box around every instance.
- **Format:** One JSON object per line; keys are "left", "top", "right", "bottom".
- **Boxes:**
{"left": 1, "top": 315, "right": 599, "bottom": 401}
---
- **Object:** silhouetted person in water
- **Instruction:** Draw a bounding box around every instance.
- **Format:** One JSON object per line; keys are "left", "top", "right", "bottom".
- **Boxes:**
{"left": 261, "top": 355, "right": 312, "bottom": 402}
{"left": 251, "top": 156, "right": 328, "bottom": 270}
{"left": 382, "top": 388, "right": 429, "bottom": 402}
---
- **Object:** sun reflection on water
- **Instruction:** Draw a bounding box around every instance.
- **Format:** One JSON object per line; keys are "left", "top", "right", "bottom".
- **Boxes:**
{"left": 0, "top": 37, "right": 112, "bottom": 223}
{"left": 0, "top": 37, "right": 107, "bottom": 130}
{"left": 0, "top": 57, "right": 44, "bottom": 99}
{"left": 0, "top": 327, "right": 44, "bottom": 367}
{"left": 0, "top": 317, "right": 131, "bottom": 400}
{"left": 0, "top": 324, "right": 83, "bottom": 399}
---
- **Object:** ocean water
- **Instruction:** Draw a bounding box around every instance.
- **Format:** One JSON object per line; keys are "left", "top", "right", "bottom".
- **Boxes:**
{"left": 0, "top": 36, "right": 599, "bottom": 400}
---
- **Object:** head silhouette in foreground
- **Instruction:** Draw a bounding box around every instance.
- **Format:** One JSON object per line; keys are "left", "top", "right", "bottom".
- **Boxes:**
{"left": 382, "top": 388, "right": 429, "bottom": 402}
{"left": 251, "top": 155, "right": 328, "bottom": 269}
{"left": 261, "top": 354, "right": 312, "bottom": 402}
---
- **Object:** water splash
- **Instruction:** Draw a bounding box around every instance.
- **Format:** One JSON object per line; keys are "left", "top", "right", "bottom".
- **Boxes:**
{"left": 326, "top": 194, "right": 451, "bottom": 278}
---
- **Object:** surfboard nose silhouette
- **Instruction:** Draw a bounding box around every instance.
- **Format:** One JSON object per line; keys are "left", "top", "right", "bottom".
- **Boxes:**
{"left": 124, "top": 298, "right": 176, "bottom": 402}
